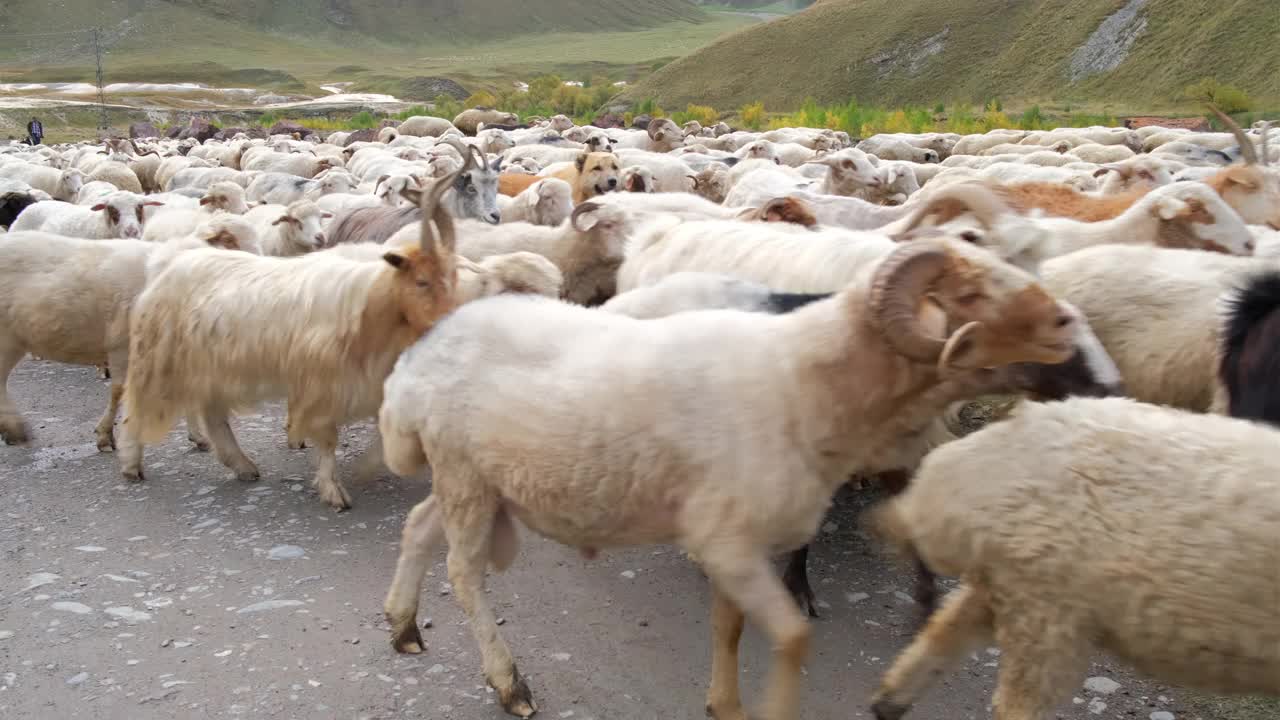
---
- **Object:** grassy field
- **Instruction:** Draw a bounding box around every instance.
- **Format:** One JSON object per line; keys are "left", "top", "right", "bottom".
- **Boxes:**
{"left": 623, "top": 0, "right": 1280, "bottom": 112}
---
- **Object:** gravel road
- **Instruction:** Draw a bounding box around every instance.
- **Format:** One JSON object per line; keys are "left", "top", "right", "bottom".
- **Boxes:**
{"left": 0, "top": 361, "right": 1199, "bottom": 719}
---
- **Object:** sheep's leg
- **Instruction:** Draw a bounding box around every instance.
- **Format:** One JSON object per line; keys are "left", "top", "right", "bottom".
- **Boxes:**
{"left": 352, "top": 430, "right": 385, "bottom": 483}
{"left": 94, "top": 381, "right": 124, "bottom": 452}
{"left": 781, "top": 546, "right": 818, "bottom": 618}
{"left": 199, "top": 408, "right": 260, "bottom": 483}
{"left": 310, "top": 425, "right": 351, "bottom": 510}
{"left": 704, "top": 586, "right": 747, "bottom": 720}
{"left": 445, "top": 496, "right": 536, "bottom": 718}
{"left": 285, "top": 404, "right": 307, "bottom": 450}
{"left": 0, "top": 343, "right": 29, "bottom": 445}
{"left": 117, "top": 413, "right": 145, "bottom": 483}
{"left": 186, "top": 414, "right": 210, "bottom": 451}
{"left": 700, "top": 546, "right": 811, "bottom": 720}
{"left": 385, "top": 495, "right": 445, "bottom": 654}
{"left": 990, "top": 610, "right": 1089, "bottom": 720}
{"left": 870, "top": 584, "right": 994, "bottom": 720}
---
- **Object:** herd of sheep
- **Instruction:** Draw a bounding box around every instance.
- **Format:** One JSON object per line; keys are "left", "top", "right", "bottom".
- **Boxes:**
{"left": 0, "top": 104, "right": 1278, "bottom": 720}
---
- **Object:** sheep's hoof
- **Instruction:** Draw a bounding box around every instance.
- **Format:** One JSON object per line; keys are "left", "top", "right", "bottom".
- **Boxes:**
{"left": 318, "top": 482, "right": 353, "bottom": 511}
{"left": 187, "top": 432, "right": 210, "bottom": 452}
{"left": 705, "top": 701, "right": 747, "bottom": 720}
{"left": 782, "top": 564, "right": 819, "bottom": 619}
{"left": 388, "top": 616, "right": 425, "bottom": 654}
{"left": 870, "top": 699, "right": 911, "bottom": 720}
{"left": 96, "top": 430, "right": 116, "bottom": 452}
{"left": 288, "top": 439, "right": 307, "bottom": 450}
{"left": 235, "top": 469, "right": 261, "bottom": 484}
{"left": 497, "top": 665, "right": 537, "bottom": 718}
{"left": 121, "top": 468, "right": 146, "bottom": 483}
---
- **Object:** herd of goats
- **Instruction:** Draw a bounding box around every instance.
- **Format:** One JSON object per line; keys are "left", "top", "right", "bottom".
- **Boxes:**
{"left": 0, "top": 103, "right": 1278, "bottom": 720}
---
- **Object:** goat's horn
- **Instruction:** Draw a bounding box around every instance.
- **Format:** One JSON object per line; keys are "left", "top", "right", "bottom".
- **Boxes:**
{"left": 868, "top": 240, "right": 953, "bottom": 362}
{"left": 437, "top": 137, "right": 477, "bottom": 172}
{"left": 1260, "top": 121, "right": 1272, "bottom": 168}
{"left": 420, "top": 164, "right": 461, "bottom": 253}
{"left": 1208, "top": 104, "right": 1258, "bottom": 165}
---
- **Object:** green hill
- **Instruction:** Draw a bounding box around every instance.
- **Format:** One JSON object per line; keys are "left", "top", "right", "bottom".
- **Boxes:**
{"left": 623, "top": 0, "right": 1280, "bottom": 111}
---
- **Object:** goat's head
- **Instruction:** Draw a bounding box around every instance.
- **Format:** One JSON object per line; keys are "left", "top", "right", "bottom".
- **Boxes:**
{"left": 575, "top": 151, "right": 621, "bottom": 198}
{"left": 91, "top": 192, "right": 163, "bottom": 239}
{"left": 807, "top": 149, "right": 882, "bottom": 191}
{"left": 1206, "top": 105, "right": 1279, "bottom": 229}
{"left": 271, "top": 200, "right": 331, "bottom": 251}
{"left": 1145, "top": 182, "right": 1254, "bottom": 255}
{"left": 867, "top": 239, "right": 1077, "bottom": 374}
{"left": 382, "top": 160, "right": 462, "bottom": 334}
{"left": 439, "top": 138, "right": 501, "bottom": 224}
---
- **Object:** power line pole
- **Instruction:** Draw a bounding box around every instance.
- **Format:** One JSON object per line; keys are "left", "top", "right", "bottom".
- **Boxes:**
{"left": 92, "top": 27, "right": 109, "bottom": 134}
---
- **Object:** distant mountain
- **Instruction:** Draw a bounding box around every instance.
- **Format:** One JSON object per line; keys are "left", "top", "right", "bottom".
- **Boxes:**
{"left": 624, "top": 0, "right": 1280, "bottom": 110}
{"left": 4, "top": 0, "right": 708, "bottom": 47}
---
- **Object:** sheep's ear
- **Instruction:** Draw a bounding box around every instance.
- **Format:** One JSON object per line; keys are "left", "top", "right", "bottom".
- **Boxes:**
{"left": 199, "top": 196, "right": 214, "bottom": 206}
{"left": 143, "top": 201, "right": 165, "bottom": 207}
{"left": 320, "top": 211, "right": 334, "bottom": 219}
{"left": 1221, "top": 166, "right": 1260, "bottom": 190}
{"left": 1152, "top": 196, "right": 1188, "bottom": 221}
{"left": 271, "top": 215, "right": 293, "bottom": 226}
{"left": 937, "top": 321, "right": 987, "bottom": 373}
{"left": 375, "top": 174, "right": 390, "bottom": 189}
{"left": 382, "top": 251, "right": 407, "bottom": 269}
{"left": 575, "top": 153, "right": 588, "bottom": 172}
{"left": 90, "top": 203, "right": 107, "bottom": 212}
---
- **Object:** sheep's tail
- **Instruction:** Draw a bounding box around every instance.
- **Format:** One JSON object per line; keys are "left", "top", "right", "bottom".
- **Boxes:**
{"left": 864, "top": 498, "right": 940, "bottom": 618}
{"left": 1217, "top": 269, "right": 1280, "bottom": 426}
{"left": 623, "top": 213, "right": 683, "bottom": 259}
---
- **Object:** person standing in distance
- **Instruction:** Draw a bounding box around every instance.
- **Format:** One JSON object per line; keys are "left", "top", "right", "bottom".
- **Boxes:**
{"left": 27, "top": 117, "right": 43, "bottom": 146}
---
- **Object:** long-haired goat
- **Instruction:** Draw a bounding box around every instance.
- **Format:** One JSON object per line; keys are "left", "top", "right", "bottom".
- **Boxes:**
{"left": 117, "top": 164, "right": 462, "bottom": 510}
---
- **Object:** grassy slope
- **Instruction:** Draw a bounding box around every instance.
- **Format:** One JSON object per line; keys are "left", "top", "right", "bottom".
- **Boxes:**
{"left": 624, "top": 0, "right": 1280, "bottom": 111}
{"left": 0, "top": 1, "right": 754, "bottom": 100}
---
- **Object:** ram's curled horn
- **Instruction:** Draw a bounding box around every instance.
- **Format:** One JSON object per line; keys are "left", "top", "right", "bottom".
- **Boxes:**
{"left": 1208, "top": 104, "right": 1259, "bottom": 166}
{"left": 868, "top": 240, "right": 954, "bottom": 362}
{"left": 569, "top": 201, "right": 600, "bottom": 232}
{"left": 893, "top": 181, "right": 1011, "bottom": 240}
{"left": 419, "top": 164, "right": 461, "bottom": 254}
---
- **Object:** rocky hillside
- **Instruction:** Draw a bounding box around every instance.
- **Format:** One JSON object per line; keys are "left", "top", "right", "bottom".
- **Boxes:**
{"left": 624, "top": 0, "right": 1280, "bottom": 109}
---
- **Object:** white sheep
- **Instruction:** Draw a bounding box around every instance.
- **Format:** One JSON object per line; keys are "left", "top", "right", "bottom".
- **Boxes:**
{"left": 496, "top": 178, "right": 573, "bottom": 227}
{"left": 375, "top": 238, "right": 1079, "bottom": 720}
{"left": 871, "top": 396, "right": 1280, "bottom": 720}
{"left": 86, "top": 159, "right": 144, "bottom": 194}
{"left": 141, "top": 182, "right": 250, "bottom": 242}
{"left": 0, "top": 226, "right": 254, "bottom": 449}
{"left": 613, "top": 148, "right": 696, "bottom": 193}
{"left": 116, "top": 173, "right": 463, "bottom": 510}
{"left": 1, "top": 165, "right": 85, "bottom": 201}
{"left": 241, "top": 150, "right": 342, "bottom": 179}
{"left": 246, "top": 169, "right": 356, "bottom": 205}
{"left": 9, "top": 191, "right": 163, "bottom": 239}
{"left": 857, "top": 136, "right": 940, "bottom": 163}
{"left": 243, "top": 199, "right": 331, "bottom": 256}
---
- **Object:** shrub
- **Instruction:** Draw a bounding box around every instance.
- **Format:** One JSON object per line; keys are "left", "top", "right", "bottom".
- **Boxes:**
{"left": 465, "top": 91, "right": 497, "bottom": 109}
{"left": 1183, "top": 78, "right": 1254, "bottom": 114}
{"left": 672, "top": 104, "right": 719, "bottom": 126}
{"left": 740, "top": 101, "right": 766, "bottom": 130}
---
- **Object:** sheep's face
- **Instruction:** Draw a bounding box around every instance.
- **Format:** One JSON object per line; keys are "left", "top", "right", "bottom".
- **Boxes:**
{"left": 584, "top": 132, "right": 615, "bottom": 154}
{"left": 454, "top": 158, "right": 502, "bottom": 225}
{"left": 814, "top": 150, "right": 881, "bottom": 190}
{"left": 62, "top": 169, "right": 85, "bottom": 195}
{"left": 93, "top": 195, "right": 162, "bottom": 239}
{"left": 199, "top": 186, "right": 249, "bottom": 215}
{"left": 1149, "top": 184, "right": 1254, "bottom": 255}
{"left": 570, "top": 202, "right": 631, "bottom": 260}
{"left": 274, "top": 202, "right": 331, "bottom": 251}
{"left": 478, "top": 129, "right": 515, "bottom": 155}
{"left": 377, "top": 175, "right": 422, "bottom": 207}
{"left": 317, "top": 171, "right": 354, "bottom": 196}
{"left": 550, "top": 115, "right": 573, "bottom": 133}
{"left": 195, "top": 217, "right": 261, "bottom": 254}
{"left": 915, "top": 240, "right": 1078, "bottom": 370}
{"left": 531, "top": 179, "right": 573, "bottom": 227}
{"left": 692, "top": 166, "right": 729, "bottom": 204}
{"left": 621, "top": 166, "right": 655, "bottom": 193}
{"left": 647, "top": 119, "right": 682, "bottom": 148}
{"left": 741, "top": 141, "right": 776, "bottom": 162}
{"left": 575, "top": 152, "right": 621, "bottom": 198}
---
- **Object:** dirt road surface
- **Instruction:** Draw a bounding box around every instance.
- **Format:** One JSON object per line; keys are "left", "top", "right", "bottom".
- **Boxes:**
{"left": 1, "top": 361, "right": 1198, "bottom": 719}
